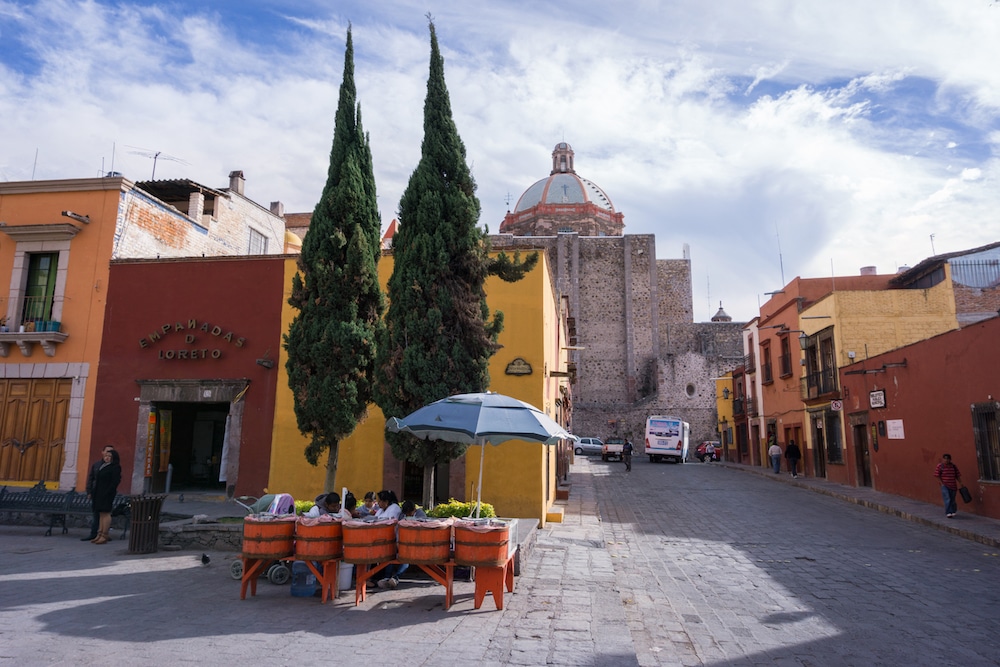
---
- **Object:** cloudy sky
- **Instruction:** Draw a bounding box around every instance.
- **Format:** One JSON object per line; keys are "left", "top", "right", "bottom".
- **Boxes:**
{"left": 2, "top": 1, "right": 999, "bottom": 322}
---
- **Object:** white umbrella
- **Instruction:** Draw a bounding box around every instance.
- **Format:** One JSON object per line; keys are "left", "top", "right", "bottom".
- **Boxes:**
{"left": 386, "top": 392, "right": 576, "bottom": 517}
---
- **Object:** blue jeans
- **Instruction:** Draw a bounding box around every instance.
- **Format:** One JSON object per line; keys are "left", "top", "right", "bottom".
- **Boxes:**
{"left": 379, "top": 562, "right": 409, "bottom": 581}
{"left": 771, "top": 455, "right": 781, "bottom": 473}
{"left": 941, "top": 486, "right": 957, "bottom": 515}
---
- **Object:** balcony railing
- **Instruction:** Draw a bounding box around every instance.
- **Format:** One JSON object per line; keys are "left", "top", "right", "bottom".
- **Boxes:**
{"left": 744, "top": 353, "right": 756, "bottom": 373}
{"left": 0, "top": 295, "right": 66, "bottom": 357}
{"left": 801, "top": 368, "right": 838, "bottom": 400}
{"left": 760, "top": 364, "right": 773, "bottom": 384}
{"left": 13, "top": 295, "right": 59, "bottom": 331}
{"left": 779, "top": 353, "right": 792, "bottom": 377}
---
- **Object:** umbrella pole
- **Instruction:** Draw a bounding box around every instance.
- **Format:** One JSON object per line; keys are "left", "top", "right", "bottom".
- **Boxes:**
{"left": 475, "top": 443, "right": 485, "bottom": 518}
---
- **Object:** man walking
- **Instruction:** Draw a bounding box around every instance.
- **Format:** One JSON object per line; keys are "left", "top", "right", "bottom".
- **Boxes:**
{"left": 784, "top": 439, "right": 801, "bottom": 477}
{"left": 81, "top": 445, "right": 114, "bottom": 541}
{"left": 768, "top": 439, "right": 782, "bottom": 474}
{"left": 933, "top": 453, "right": 962, "bottom": 518}
{"left": 622, "top": 439, "right": 634, "bottom": 472}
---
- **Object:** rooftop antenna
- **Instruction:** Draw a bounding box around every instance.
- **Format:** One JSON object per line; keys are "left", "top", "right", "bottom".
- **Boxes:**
{"left": 31, "top": 148, "right": 39, "bottom": 180}
{"left": 125, "top": 145, "right": 189, "bottom": 179}
{"left": 930, "top": 233, "right": 936, "bottom": 255}
{"left": 504, "top": 191, "right": 513, "bottom": 212}
{"left": 775, "top": 222, "right": 786, "bottom": 286}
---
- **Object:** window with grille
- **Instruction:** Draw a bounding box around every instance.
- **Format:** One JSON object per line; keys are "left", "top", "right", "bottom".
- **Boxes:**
{"left": 971, "top": 402, "right": 1000, "bottom": 481}
{"left": 248, "top": 228, "right": 268, "bottom": 255}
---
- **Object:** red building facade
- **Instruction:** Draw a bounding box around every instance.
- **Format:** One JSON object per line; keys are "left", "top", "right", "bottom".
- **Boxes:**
{"left": 90, "top": 256, "right": 287, "bottom": 498}
{"left": 839, "top": 316, "right": 1000, "bottom": 520}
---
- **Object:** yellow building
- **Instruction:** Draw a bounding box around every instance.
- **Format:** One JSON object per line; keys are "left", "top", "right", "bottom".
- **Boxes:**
{"left": 268, "top": 248, "right": 572, "bottom": 526}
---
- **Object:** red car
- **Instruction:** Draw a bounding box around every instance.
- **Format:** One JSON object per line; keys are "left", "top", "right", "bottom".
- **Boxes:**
{"left": 695, "top": 441, "right": 720, "bottom": 462}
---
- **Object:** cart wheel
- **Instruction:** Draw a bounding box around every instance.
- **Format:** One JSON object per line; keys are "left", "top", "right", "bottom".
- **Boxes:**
{"left": 268, "top": 563, "right": 290, "bottom": 585}
{"left": 229, "top": 560, "right": 244, "bottom": 580}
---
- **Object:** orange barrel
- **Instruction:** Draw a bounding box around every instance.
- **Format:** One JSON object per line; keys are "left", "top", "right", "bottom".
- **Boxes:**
{"left": 454, "top": 521, "right": 510, "bottom": 568}
{"left": 294, "top": 519, "right": 343, "bottom": 560}
{"left": 342, "top": 522, "right": 397, "bottom": 564}
{"left": 242, "top": 518, "right": 295, "bottom": 559}
{"left": 397, "top": 523, "right": 452, "bottom": 564}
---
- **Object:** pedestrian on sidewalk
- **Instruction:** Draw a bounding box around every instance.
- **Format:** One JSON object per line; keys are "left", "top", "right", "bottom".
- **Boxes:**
{"left": 81, "top": 445, "right": 114, "bottom": 541}
{"left": 622, "top": 440, "right": 634, "bottom": 472}
{"left": 91, "top": 448, "right": 121, "bottom": 544}
{"left": 933, "top": 453, "right": 962, "bottom": 518}
{"left": 768, "top": 438, "right": 782, "bottom": 474}
{"left": 784, "top": 439, "right": 801, "bottom": 478}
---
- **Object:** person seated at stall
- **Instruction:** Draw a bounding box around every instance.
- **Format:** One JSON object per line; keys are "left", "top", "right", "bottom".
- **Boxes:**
{"left": 356, "top": 491, "right": 378, "bottom": 518}
{"left": 401, "top": 500, "right": 427, "bottom": 519}
{"left": 326, "top": 492, "right": 352, "bottom": 520}
{"left": 367, "top": 490, "right": 405, "bottom": 589}
{"left": 303, "top": 492, "right": 332, "bottom": 518}
{"left": 344, "top": 492, "right": 358, "bottom": 519}
{"left": 374, "top": 490, "right": 403, "bottom": 521}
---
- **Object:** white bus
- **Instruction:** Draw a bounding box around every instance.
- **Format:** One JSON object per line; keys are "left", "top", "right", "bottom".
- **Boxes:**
{"left": 644, "top": 416, "right": 690, "bottom": 463}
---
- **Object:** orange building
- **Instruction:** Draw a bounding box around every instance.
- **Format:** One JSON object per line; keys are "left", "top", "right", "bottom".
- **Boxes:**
{"left": 0, "top": 174, "right": 286, "bottom": 491}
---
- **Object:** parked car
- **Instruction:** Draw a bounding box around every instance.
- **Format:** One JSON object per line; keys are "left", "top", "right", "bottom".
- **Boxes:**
{"left": 695, "top": 441, "right": 720, "bottom": 462}
{"left": 574, "top": 437, "right": 604, "bottom": 456}
{"left": 603, "top": 437, "right": 626, "bottom": 461}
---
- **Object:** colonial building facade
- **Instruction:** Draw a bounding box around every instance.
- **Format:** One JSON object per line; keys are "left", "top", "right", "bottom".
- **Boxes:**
{"left": 0, "top": 172, "right": 286, "bottom": 491}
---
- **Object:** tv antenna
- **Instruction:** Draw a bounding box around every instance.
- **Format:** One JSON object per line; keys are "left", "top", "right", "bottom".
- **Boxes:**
{"left": 125, "top": 146, "right": 189, "bottom": 179}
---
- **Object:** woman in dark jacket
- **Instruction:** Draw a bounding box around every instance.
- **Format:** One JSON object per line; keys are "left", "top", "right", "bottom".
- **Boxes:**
{"left": 91, "top": 448, "right": 121, "bottom": 544}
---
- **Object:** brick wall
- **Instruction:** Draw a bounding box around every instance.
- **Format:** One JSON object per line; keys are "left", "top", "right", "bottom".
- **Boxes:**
{"left": 113, "top": 185, "right": 286, "bottom": 260}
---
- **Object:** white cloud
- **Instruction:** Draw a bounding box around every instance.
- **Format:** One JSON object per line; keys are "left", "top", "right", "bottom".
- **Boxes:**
{"left": 1, "top": 0, "right": 999, "bottom": 322}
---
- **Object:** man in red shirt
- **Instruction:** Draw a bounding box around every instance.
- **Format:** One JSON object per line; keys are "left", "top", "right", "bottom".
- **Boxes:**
{"left": 933, "top": 453, "right": 962, "bottom": 518}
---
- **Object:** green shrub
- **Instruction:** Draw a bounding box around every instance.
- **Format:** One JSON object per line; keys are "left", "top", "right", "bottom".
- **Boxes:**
{"left": 294, "top": 499, "right": 315, "bottom": 516}
{"left": 426, "top": 498, "right": 495, "bottom": 519}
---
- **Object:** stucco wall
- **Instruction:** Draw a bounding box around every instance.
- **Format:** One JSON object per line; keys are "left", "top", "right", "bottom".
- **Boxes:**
{"left": 838, "top": 316, "right": 1000, "bottom": 520}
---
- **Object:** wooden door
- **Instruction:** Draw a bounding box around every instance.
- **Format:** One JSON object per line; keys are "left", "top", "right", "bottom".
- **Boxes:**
{"left": 0, "top": 378, "right": 71, "bottom": 482}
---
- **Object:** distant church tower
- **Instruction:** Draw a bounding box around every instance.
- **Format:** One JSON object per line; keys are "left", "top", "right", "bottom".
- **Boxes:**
{"left": 492, "top": 142, "right": 744, "bottom": 444}
{"left": 500, "top": 143, "right": 624, "bottom": 237}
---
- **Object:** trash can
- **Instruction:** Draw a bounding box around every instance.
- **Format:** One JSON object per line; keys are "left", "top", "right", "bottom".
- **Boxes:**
{"left": 128, "top": 494, "right": 166, "bottom": 554}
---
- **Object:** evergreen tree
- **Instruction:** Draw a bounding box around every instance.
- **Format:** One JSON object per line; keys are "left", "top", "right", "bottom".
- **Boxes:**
{"left": 285, "top": 27, "right": 384, "bottom": 491}
{"left": 375, "top": 20, "right": 537, "bottom": 508}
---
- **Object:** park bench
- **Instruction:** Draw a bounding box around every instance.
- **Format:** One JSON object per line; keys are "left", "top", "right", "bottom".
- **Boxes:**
{"left": 0, "top": 481, "right": 131, "bottom": 539}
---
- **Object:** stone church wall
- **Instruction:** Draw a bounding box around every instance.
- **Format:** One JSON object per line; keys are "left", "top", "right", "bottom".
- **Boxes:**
{"left": 490, "top": 232, "right": 743, "bottom": 450}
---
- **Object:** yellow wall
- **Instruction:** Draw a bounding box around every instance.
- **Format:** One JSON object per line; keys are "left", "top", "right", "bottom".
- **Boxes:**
{"left": 796, "top": 277, "right": 958, "bottom": 458}
{"left": 804, "top": 278, "right": 957, "bottom": 368}
{"left": 715, "top": 374, "right": 734, "bottom": 457}
{"left": 268, "top": 249, "right": 563, "bottom": 524}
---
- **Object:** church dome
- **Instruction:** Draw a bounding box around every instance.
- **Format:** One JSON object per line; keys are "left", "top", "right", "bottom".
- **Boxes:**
{"left": 501, "top": 143, "right": 624, "bottom": 237}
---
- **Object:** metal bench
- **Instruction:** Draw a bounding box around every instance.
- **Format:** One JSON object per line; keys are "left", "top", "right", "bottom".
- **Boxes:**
{"left": 0, "top": 481, "right": 130, "bottom": 539}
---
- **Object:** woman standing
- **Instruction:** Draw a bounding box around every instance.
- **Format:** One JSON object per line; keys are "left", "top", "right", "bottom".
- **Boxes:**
{"left": 91, "top": 448, "right": 121, "bottom": 544}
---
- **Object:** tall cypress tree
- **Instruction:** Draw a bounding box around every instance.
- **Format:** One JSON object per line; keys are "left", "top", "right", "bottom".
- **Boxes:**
{"left": 285, "top": 27, "right": 384, "bottom": 491}
{"left": 374, "top": 20, "right": 536, "bottom": 507}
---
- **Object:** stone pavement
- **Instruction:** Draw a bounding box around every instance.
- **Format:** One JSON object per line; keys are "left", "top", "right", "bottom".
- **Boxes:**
{"left": 712, "top": 459, "right": 1000, "bottom": 549}
{"left": 1, "top": 459, "right": 999, "bottom": 665}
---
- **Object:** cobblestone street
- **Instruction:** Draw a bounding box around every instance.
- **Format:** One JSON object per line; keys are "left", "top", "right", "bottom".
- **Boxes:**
{"left": 2, "top": 456, "right": 999, "bottom": 666}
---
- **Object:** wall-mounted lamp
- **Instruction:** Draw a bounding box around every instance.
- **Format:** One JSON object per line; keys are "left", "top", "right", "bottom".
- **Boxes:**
{"left": 61, "top": 210, "right": 90, "bottom": 224}
{"left": 722, "top": 387, "right": 730, "bottom": 400}
{"left": 256, "top": 358, "right": 274, "bottom": 369}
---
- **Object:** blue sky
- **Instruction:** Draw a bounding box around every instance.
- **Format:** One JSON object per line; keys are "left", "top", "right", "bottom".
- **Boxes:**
{"left": 2, "top": 0, "right": 999, "bottom": 322}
